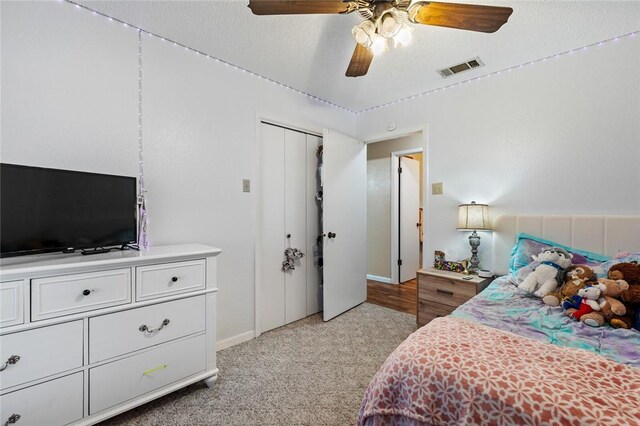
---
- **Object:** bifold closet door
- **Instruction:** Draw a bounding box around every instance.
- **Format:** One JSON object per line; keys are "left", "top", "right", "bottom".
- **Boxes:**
{"left": 284, "top": 130, "right": 307, "bottom": 324}
{"left": 259, "top": 124, "right": 286, "bottom": 332}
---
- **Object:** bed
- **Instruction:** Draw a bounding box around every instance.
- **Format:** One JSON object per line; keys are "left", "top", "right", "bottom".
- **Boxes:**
{"left": 358, "top": 215, "right": 640, "bottom": 426}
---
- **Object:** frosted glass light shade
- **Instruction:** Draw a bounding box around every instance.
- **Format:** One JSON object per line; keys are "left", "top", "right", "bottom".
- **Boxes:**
{"left": 457, "top": 201, "right": 491, "bottom": 231}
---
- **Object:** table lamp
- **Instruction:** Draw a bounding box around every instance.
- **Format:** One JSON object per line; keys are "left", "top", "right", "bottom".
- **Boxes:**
{"left": 456, "top": 201, "right": 491, "bottom": 273}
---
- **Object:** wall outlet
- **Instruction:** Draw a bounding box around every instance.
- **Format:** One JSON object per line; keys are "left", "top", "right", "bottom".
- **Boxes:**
{"left": 243, "top": 179, "right": 251, "bottom": 193}
{"left": 432, "top": 182, "right": 443, "bottom": 195}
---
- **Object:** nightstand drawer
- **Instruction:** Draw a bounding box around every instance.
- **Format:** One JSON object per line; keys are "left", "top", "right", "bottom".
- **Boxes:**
{"left": 417, "top": 300, "right": 456, "bottom": 327}
{"left": 418, "top": 275, "right": 476, "bottom": 307}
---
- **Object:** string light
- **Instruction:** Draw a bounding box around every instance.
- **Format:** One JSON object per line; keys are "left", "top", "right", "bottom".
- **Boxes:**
{"left": 358, "top": 30, "right": 639, "bottom": 114}
{"left": 61, "top": 0, "right": 637, "bottom": 115}
{"left": 137, "top": 30, "right": 149, "bottom": 249}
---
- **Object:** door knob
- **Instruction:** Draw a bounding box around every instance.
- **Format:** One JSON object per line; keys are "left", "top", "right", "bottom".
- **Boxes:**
{"left": 327, "top": 232, "right": 336, "bottom": 239}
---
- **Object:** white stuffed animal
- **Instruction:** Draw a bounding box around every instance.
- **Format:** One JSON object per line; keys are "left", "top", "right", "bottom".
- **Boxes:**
{"left": 518, "top": 247, "right": 573, "bottom": 298}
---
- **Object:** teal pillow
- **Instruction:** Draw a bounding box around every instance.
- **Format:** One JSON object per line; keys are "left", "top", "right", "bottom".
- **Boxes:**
{"left": 509, "top": 233, "right": 610, "bottom": 274}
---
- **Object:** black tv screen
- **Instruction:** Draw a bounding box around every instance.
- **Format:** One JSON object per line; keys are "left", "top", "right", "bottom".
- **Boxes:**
{"left": 1, "top": 164, "right": 137, "bottom": 257}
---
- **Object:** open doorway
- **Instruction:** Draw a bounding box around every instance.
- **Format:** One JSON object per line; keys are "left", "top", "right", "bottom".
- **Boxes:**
{"left": 365, "top": 131, "right": 423, "bottom": 315}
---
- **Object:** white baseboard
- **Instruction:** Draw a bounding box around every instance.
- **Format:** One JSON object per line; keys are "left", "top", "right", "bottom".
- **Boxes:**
{"left": 367, "top": 274, "right": 392, "bottom": 284}
{"left": 217, "top": 330, "right": 255, "bottom": 351}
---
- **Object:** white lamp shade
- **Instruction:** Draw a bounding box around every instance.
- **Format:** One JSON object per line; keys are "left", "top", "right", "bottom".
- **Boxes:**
{"left": 457, "top": 202, "right": 491, "bottom": 231}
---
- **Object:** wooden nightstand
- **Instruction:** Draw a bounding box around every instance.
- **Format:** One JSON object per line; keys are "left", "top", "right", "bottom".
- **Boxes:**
{"left": 416, "top": 268, "right": 493, "bottom": 327}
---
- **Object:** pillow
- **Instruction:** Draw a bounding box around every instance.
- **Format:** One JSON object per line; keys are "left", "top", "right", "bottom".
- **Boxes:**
{"left": 509, "top": 233, "right": 610, "bottom": 274}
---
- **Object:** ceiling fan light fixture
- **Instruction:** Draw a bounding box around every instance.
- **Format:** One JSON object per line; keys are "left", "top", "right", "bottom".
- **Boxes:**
{"left": 393, "top": 23, "right": 414, "bottom": 47}
{"left": 379, "top": 10, "right": 402, "bottom": 38}
{"left": 370, "top": 33, "right": 388, "bottom": 55}
{"left": 352, "top": 19, "right": 376, "bottom": 48}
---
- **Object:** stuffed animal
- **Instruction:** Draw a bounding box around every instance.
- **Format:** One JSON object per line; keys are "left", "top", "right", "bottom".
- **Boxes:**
{"left": 608, "top": 262, "right": 640, "bottom": 284}
{"left": 518, "top": 247, "right": 573, "bottom": 298}
{"left": 542, "top": 265, "right": 594, "bottom": 307}
{"left": 608, "top": 262, "right": 640, "bottom": 331}
{"left": 578, "top": 278, "right": 629, "bottom": 328}
{"left": 566, "top": 285, "right": 602, "bottom": 323}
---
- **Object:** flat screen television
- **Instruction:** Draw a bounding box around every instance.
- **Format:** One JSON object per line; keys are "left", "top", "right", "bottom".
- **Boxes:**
{"left": 1, "top": 163, "right": 137, "bottom": 258}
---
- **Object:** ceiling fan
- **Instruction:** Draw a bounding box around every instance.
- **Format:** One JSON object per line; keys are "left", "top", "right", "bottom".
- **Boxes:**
{"left": 247, "top": 0, "right": 513, "bottom": 77}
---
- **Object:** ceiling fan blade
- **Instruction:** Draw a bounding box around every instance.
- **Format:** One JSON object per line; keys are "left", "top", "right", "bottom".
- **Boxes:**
{"left": 408, "top": 1, "right": 513, "bottom": 33}
{"left": 345, "top": 43, "right": 373, "bottom": 78}
{"left": 248, "top": 0, "right": 357, "bottom": 15}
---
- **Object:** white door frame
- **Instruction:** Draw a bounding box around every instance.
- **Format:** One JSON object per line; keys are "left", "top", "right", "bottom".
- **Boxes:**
{"left": 390, "top": 147, "right": 423, "bottom": 284}
{"left": 253, "top": 112, "right": 324, "bottom": 338}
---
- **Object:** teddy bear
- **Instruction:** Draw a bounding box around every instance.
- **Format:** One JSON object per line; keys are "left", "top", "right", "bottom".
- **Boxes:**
{"left": 565, "top": 285, "right": 602, "bottom": 324}
{"left": 608, "top": 262, "right": 640, "bottom": 305}
{"left": 577, "top": 278, "right": 630, "bottom": 328}
{"left": 542, "top": 264, "right": 595, "bottom": 307}
{"left": 519, "top": 247, "right": 573, "bottom": 298}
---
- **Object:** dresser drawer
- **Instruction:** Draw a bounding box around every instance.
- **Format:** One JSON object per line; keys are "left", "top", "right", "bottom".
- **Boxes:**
{"left": 89, "top": 334, "right": 206, "bottom": 414}
{"left": 418, "top": 275, "right": 476, "bottom": 307}
{"left": 1, "top": 281, "right": 24, "bottom": 327}
{"left": 32, "top": 269, "right": 131, "bottom": 321}
{"left": 136, "top": 260, "right": 206, "bottom": 301}
{"left": 0, "top": 321, "right": 83, "bottom": 389}
{"left": 0, "top": 372, "right": 83, "bottom": 426}
{"left": 417, "top": 300, "right": 456, "bottom": 327}
{"left": 89, "top": 295, "right": 206, "bottom": 363}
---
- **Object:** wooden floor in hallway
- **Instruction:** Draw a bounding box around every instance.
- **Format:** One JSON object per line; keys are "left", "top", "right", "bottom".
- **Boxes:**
{"left": 366, "top": 279, "right": 417, "bottom": 315}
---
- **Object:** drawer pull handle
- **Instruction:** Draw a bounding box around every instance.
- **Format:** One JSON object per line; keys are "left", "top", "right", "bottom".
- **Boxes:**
{"left": 171, "top": 276, "right": 179, "bottom": 283}
{"left": 436, "top": 289, "right": 454, "bottom": 296}
{"left": 5, "top": 414, "right": 20, "bottom": 426}
{"left": 143, "top": 364, "right": 168, "bottom": 376}
{"left": 0, "top": 355, "right": 20, "bottom": 372}
{"left": 82, "top": 289, "right": 92, "bottom": 296}
{"left": 139, "top": 319, "right": 170, "bottom": 334}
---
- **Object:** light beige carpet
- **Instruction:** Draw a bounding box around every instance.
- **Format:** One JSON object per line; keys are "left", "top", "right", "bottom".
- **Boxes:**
{"left": 100, "top": 303, "right": 416, "bottom": 426}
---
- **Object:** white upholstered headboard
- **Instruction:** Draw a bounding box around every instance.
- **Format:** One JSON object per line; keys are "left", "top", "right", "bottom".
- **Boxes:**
{"left": 492, "top": 215, "right": 640, "bottom": 275}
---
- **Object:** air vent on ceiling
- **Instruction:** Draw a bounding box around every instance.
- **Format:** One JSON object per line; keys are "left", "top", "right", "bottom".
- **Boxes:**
{"left": 438, "top": 57, "right": 484, "bottom": 78}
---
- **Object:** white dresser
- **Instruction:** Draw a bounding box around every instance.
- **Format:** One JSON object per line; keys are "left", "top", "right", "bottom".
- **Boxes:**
{"left": 0, "top": 244, "right": 221, "bottom": 426}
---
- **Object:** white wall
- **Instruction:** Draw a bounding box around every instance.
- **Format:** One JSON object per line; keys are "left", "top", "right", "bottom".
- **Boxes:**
{"left": 356, "top": 35, "right": 640, "bottom": 271}
{"left": 1, "top": 1, "right": 354, "bottom": 345}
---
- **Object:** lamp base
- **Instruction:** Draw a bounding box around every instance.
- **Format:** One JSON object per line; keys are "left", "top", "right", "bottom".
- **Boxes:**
{"left": 468, "top": 230, "right": 481, "bottom": 273}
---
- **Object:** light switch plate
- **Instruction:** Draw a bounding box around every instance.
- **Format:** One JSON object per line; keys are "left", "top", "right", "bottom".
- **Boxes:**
{"left": 432, "top": 182, "right": 443, "bottom": 195}
{"left": 243, "top": 179, "right": 250, "bottom": 193}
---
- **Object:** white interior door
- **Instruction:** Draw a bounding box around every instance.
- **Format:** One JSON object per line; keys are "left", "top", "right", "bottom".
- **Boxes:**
{"left": 322, "top": 129, "right": 366, "bottom": 321}
{"left": 399, "top": 157, "right": 420, "bottom": 283}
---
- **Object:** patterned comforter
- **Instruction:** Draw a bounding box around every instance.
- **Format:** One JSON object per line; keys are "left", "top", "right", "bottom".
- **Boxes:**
{"left": 453, "top": 276, "right": 640, "bottom": 368}
{"left": 358, "top": 277, "right": 640, "bottom": 425}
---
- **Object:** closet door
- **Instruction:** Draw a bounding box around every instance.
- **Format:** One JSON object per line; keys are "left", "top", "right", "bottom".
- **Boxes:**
{"left": 259, "top": 124, "right": 286, "bottom": 332}
{"left": 284, "top": 130, "right": 307, "bottom": 324}
{"left": 306, "top": 135, "right": 322, "bottom": 315}
{"left": 322, "top": 129, "right": 367, "bottom": 321}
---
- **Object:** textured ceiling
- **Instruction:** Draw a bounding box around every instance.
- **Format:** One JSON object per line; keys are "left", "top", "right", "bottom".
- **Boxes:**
{"left": 77, "top": 0, "right": 640, "bottom": 112}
